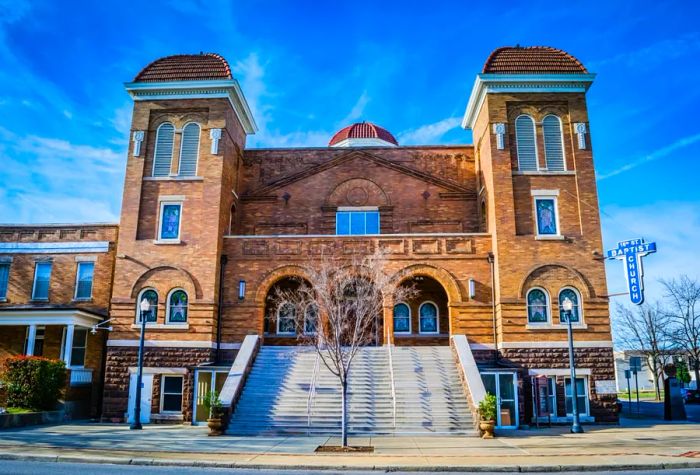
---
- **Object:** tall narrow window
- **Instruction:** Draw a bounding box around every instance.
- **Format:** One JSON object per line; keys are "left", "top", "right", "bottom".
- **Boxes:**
{"left": 515, "top": 115, "right": 538, "bottom": 171}
{"left": 153, "top": 122, "right": 175, "bottom": 177}
{"left": 277, "top": 302, "right": 296, "bottom": 335}
{"left": 167, "top": 289, "right": 188, "bottom": 323}
{"left": 70, "top": 329, "right": 88, "bottom": 367}
{"left": 161, "top": 375, "right": 184, "bottom": 413}
{"left": 0, "top": 262, "right": 9, "bottom": 300}
{"left": 74, "top": 262, "right": 95, "bottom": 300}
{"left": 393, "top": 303, "right": 411, "bottom": 334}
{"left": 542, "top": 115, "right": 565, "bottom": 171}
{"left": 32, "top": 262, "right": 52, "bottom": 300}
{"left": 304, "top": 303, "right": 318, "bottom": 335}
{"left": 419, "top": 302, "right": 439, "bottom": 334}
{"left": 534, "top": 196, "right": 559, "bottom": 236}
{"left": 136, "top": 289, "right": 158, "bottom": 323}
{"left": 565, "top": 377, "right": 589, "bottom": 415}
{"left": 178, "top": 123, "right": 200, "bottom": 176}
{"left": 559, "top": 288, "right": 582, "bottom": 324}
{"left": 24, "top": 326, "right": 45, "bottom": 356}
{"left": 527, "top": 288, "right": 549, "bottom": 323}
{"left": 158, "top": 201, "right": 182, "bottom": 241}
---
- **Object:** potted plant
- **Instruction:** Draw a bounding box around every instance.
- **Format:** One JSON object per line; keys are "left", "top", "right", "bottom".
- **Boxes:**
{"left": 478, "top": 392, "right": 497, "bottom": 438}
{"left": 203, "top": 390, "right": 224, "bottom": 436}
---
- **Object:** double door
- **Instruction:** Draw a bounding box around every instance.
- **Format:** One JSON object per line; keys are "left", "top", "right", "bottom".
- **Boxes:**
{"left": 481, "top": 372, "right": 519, "bottom": 428}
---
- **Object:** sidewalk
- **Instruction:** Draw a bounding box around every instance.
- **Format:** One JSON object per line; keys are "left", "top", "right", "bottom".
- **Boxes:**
{"left": 1, "top": 418, "right": 699, "bottom": 471}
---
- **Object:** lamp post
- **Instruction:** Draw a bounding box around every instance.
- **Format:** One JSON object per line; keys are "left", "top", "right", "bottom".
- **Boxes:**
{"left": 562, "top": 296, "right": 583, "bottom": 434}
{"left": 130, "top": 297, "right": 150, "bottom": 430}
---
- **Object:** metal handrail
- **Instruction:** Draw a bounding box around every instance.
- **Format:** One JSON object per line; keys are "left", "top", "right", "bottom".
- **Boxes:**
{"left": 306, "top": 353, "right": 320, "bottom": 432}
{"left": 387, "top": 342, "right": 397, "bottom": 431}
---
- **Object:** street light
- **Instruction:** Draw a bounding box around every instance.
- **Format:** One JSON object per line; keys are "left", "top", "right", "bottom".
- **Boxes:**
{"left": 562, "top": 296, "right": 583, "bottom": 434}
{"left": 130, "top": 297, "right": 150, "bottom": 430}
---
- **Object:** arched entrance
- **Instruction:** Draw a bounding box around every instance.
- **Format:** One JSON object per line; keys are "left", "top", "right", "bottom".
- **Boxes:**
{"left": 262, "top": 276, "right": 314, "bottom": 345}
{"left": 392, "top": 275, "right": 450, "bottom": 346}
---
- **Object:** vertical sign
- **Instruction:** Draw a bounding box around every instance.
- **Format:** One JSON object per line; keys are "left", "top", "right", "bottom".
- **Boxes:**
{"left": 606, "top": 238, "right": 657, "bottom": 305}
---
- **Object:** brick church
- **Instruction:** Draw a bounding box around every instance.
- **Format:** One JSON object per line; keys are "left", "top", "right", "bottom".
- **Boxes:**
{"left": 0, "top": 46, "right": 618, "bottom": 432}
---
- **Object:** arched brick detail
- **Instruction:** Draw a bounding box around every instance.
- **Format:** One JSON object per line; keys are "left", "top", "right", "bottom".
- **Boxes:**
{"left": 254, "top": 265, "right": 312, "bottom": 308}
{"left": 130, "top": 265, "right": 203, "bottom": 300}
{"left": 518, "top": 263, "right": 595, "bottom": 299}
{"left": 389, "top": 264, "right": 463, "bottom": 305}
{"left": 325, "top": 178, "right": 390, "bottom": 207}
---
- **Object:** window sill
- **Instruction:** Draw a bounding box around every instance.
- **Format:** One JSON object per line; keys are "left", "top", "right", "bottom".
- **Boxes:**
{"left": 535, "top": 235, "right": 566, "bottom": 241}
{"left": 395, "top": 333, "right": 449, "bottom": 338}
{"left": 73, "top": 298, "right": 93, "bottom": 303}
{"left": 153, "top": 239, "right": 182, "bottom": 245}
{"left": 131, "top": 323, "right": 189, "bottom": 330}
{"left": 144, "top": 176, "right": 203, "bottom": 182}
{"left": 513, "top": 171, "right": 576, "bottom": 176}
{"left": 30, "top": 298, "right": 49, "bottom": 302}
{"left": 526, "top": 323, "right": 588, "bottom": 330}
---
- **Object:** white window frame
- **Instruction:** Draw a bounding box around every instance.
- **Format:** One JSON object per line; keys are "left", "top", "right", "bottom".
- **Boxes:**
{"left": 24, "top": 325, "right": 45, "bottom": 356}
{"left": 335, "top": 207, "right": 380, "bottom": 235}
{"left": 152, "top": 122, "right": 175, "bottom": 177}
{"left": 0, "top": 261, "right": 10, "bottom": 301}
{"left": 564, "top": 376, "right": 590, "bottom": 417}
{"left": 531, "top": 190, "right": 561, "bottom": 238}
{"left": 74, "top": 261, "right": 95, "bottom": 300}
{"left": 558, "top": 286, "right": 584, "bottom": 325}
{"left": 418, "top": 301, "right": 439, "bottom": 335}
{"left": 31, "top": 261, "right": 52, "bottom": 301}
{"left": 276, "top": 301, "right": 296, "bottom": 336}
{"left": 136, "top": 288, "right": 159, "bottom": 323}
{"left": 157, "top": 199, "right": 183, "bottom": 243}
{"left": 526, "top": 287, "right": 551, "bottom": 324}
{"left": 166, "top": 288, "right": 189, "bottom": 324}
{"left": 515, "top": 114, "right": 539, "bottom": 171}
{"left": 542, "top": 114, "right": 567, "bottom": 171}
{"left": 393, "top": 302, "right": 412, "bottom": 335}
{"left": 160, "top": 374, "right": 184, "bottom": 414}
{"left": 62, "top": 328, "right": 88, "bottom": 368}
{"left": 303, "top": 303, "right": 318, "bottom": 336}
{"left": 177, "top": 122, "right": 201, "bottom": 177}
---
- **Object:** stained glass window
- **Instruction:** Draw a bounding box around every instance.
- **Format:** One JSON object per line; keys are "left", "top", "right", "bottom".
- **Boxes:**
{"left": 137, "top": 289, "right": 158, "bottom": 323}
{"left": 160, "top": 203, "right": 182, "bottom": 240}
{"left": 527, "top": 288, "right": 549, "bottom": 323}
{"left": 419, "top": 302, "right": 438, "bottom": 334}
{"left": 559, "top": 288, "right": 581, "bottom": 323}
{"left": 535, "top": 198, "right": 558, "bottom": 235}
{"left": 168, "top": 290, "right": 188, "bottom": 323}
{"left": 393, "top": 303, "right": 411, "bottom": 333}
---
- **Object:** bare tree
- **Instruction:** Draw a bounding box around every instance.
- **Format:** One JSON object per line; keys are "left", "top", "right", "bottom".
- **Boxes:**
{"left": 272, "top": 249, "right": 415, "bottom": 447}
{"left": 662, "top": 275, "right": 700, "bottom": 386}
{"left": 612, "top": 302, "right": 674, "bottom": 400}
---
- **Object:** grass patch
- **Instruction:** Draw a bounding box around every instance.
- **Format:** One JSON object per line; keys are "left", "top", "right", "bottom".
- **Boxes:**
{"left": 5, "top": 407, "right": 32, "bottom": 414}
{"left": 618, "top": 391, "right": 663, "bottom": 400}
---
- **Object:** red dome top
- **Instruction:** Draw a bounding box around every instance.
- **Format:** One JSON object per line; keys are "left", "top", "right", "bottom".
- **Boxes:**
{"left": 483, "top": 46, "right": 587, "bottom": 74}
{"left": 329, "top": 122, "right": 398, "bottom": 146}
{"left": 134, "top": 53, "right": 232, "bottom": 82}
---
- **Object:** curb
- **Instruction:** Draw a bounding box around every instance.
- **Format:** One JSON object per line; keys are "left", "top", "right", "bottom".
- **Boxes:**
{"left": 2, "top": 451, "right": 700, "bottom": 472}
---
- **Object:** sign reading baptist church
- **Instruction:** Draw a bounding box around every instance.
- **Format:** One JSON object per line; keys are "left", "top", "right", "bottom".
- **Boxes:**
{"left": 606, "top": 238, "right": 657, "bottom": 305}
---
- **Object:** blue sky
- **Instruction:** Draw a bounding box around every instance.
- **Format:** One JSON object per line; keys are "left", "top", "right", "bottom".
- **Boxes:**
{"left": 0, "top": 0, "right": 698, "bottom": 302}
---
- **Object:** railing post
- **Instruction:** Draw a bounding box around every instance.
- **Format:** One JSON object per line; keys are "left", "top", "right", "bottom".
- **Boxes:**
{"left": 386, "top": 343, "right": 396, "bottom": 432}
{"left": 306, "top": 353, "right": 320, "bottom": 434}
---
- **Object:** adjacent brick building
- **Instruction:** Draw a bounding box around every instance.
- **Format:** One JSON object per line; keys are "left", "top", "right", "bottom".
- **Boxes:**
{"left": 1, "top": 45, "right": 618, "bottom": 428}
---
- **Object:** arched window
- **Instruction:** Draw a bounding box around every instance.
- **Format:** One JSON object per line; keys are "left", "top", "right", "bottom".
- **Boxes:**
{"left": 559, "top": 287, "right": 582, "bottom": 323}
{"left": 178, "top": 122, "right": 200, "bottom": 176}
{"left": 393, "top": 302, "right": 411, "bottom": 334}
{"left": 167, "top": 289, "right": 188, "bottom": 323}
{"left": 542, "top": 115, "right": 565, "bottom": 171}
{"left": 277, "top": 302, "right": 296, "bottom": 335}
{"left": 515, "top": 115, "right": 538, "bottom": 171}
{"left": 527, "top": 288, "right": 549, "bottom": 323}
{"left": 136, "top": 288, "right": 158, "bottom": 323}
{"left": 228, "top": 203, "right": 236, "bottom": 235}
{"left": 304, "top": 303, "right": 318, "bottom": 335}
{"left": 480, "top": 200, "right": 487, "bottom": 232}
{"left": 419, "top": 301, "right": 439, "bottom": 334}
{"left": 153, "top": 122, "right": 175, "bottom": 177}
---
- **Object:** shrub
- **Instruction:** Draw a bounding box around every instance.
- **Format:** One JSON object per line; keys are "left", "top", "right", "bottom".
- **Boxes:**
{"left": 1, "top": 356, "right": 66, "bottom": 411}
{"left": 202, "top": 390, "right": 223, "bottom": 419}
{"left": 478, "top": 392, "right": 497, "bottom": 421}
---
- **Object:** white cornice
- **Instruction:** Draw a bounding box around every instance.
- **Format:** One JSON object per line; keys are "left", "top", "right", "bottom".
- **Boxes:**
{"left": 0, "top": 309, "right": 103, "bottom": 327}
{"left": 124, "top": 79, "right": 258, "bottom": 135}
{"left": 461, "top": 73, "right": 596, "bottom": 130}
{"left": 331, "top": 138, "right": 398, "bottom": 148}
{"left": 0, "top": 241, "right": 110, "bottom": 254}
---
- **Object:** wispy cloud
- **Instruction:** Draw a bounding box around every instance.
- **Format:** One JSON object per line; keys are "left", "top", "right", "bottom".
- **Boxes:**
{"left": 589, "top": 32, "right": 700, "bottom": 70}
{"left": 397, "top": 117, "right": 461, "bottom": 145}
{"left": 337, "top": 90, "right": 370, "bottom": 126}
{"left": 597, "top": 132, "right": 700, "bottom": 180}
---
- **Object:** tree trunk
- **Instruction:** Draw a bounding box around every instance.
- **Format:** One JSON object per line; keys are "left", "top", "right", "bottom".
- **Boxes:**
{"left": 341, "top": 379, "right": 348, "bottom": 447}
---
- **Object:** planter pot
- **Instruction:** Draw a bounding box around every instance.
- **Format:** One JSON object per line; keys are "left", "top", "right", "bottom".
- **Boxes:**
{"left": 479, "top": 419, "right": 495, "bottom": 439}
{"left": 207, "top": 417, "right": 224, "bottom": 436}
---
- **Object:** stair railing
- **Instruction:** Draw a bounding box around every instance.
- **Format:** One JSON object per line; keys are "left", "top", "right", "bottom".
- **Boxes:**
{"left": 386, "top": 343, "right": 397, "bottom": 431}
{"left": 306, "top": 352, "right": 320, "bottom": 433}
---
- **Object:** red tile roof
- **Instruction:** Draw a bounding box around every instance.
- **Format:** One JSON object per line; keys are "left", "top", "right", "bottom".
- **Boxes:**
{"left": 329, "top": 122, "right": 398, "bottom": 146}
{"left": 133, "top": 53, "right": 232, "bottom": 82}
{"left": 483, "top": 46, "right": 587, "bottom": 74}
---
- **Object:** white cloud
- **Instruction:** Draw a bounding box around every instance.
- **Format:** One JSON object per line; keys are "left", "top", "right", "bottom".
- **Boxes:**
{"left": 337, "top": 90, "right": 370, "bottom": 126}
{"left": 601, "top": 202, "right": 700, "bottom": 304}
{"left": 589, "top": 32, "right": 700, "bottom": 70}
{"left": 397, "top": 117, "right": 461, "bottom": 145}
{"left": 596, "top": 132, "right": 700, "bottom": 180}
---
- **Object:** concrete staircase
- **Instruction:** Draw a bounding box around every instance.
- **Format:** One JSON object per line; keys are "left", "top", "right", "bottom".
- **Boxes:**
{"left": 226, "top": 345, "right": 475, "bottom": 436}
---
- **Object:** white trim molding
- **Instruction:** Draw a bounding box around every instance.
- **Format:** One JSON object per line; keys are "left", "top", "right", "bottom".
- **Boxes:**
{"left": 107, "top": 340, "right": 241, "bottom": 349}
{"left": 529, "top": 368, "right": 592, "bottom": 376}
{"left": 492, "top": 123, "right": 506, "bottom": 150}
{"left": 574, "top": 122, "right": 588, "bottom": 149}
{"left": 124, "top": 79, "right": 258, "bottom": 135}
{"left": 132, "top": 130, "right": 145, "bottom": 157}
{"left": 210, "top": 128, "right": 222, "bottom": 154}
{"left": 462, "top": 73, "right": 596, "bottom": 130}
{"left": 0, "top": 241, "right": 110, "bottom": 254}
{"left": 499, "top": 340, "right": 613, "bottom": 349}
{"left": 0, "top": 309, "right": 103, "bottom": 328}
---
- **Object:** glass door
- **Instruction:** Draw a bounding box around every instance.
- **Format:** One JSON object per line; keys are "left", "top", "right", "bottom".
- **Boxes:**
{"left": 194, "top": 369, "right": 229, "bottom": 423}
{"left": 481, "top": 372, "right": 519, "bottom": 428}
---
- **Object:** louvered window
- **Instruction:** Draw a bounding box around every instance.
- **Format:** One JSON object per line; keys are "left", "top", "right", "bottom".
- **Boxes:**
{"left": 178, "top": 123, "right": 200, "bottom": 176}
{"left": 153, "top": 122, "right": 174, "bottom": 177}
{"left": 515, "top": 115, "right": 538, "bottom": 171}
{"left": 543, "top": 115, "right": 565, "bottom": 171}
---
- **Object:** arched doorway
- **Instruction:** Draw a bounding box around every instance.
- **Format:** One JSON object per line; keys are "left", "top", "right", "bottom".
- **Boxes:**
{"left": 263, "top": 276, "right": 314, "bottom": 345}
{"left": 393, "top": 275, "right": 449, "bottom": 346}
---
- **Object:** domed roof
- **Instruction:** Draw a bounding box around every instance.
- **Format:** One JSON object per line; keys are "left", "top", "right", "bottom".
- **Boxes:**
{"left": 329, "top": 122, "right": 398, "bottom": 147}
{"left": 133, "top": 53, "right": 232, "bottom": 82}
{"left": 482, "top": 46, "right": 587, "bottom": 74}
